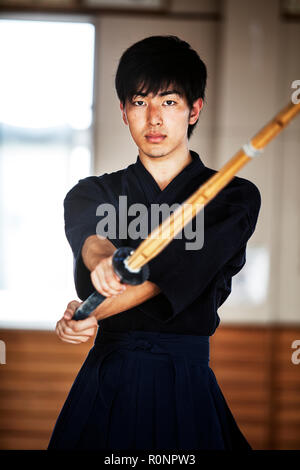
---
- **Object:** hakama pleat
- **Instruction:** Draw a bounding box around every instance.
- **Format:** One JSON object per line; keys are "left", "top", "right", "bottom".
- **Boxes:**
{"left": 48, "top": 330, "right": 252, "bottom": 451}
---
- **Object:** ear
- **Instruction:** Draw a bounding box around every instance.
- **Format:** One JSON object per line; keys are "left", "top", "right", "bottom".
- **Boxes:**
{"left": 120, "top": 102, "right": 128, "bottom": 125}
{"left": 189, "top": 98, "right": 204, "bottom": 125}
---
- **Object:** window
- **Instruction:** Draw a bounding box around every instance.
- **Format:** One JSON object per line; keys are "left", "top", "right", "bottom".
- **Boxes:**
{"left": 227, "top": 246, "right": 269, "bottom": 306}
{"left": 0, "top": 19, "right": 95, "bottom": 329}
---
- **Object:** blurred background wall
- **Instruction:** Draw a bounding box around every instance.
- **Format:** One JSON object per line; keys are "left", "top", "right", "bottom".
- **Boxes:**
{"left": 0, "top": 0, "right": 299, "bottom": 450}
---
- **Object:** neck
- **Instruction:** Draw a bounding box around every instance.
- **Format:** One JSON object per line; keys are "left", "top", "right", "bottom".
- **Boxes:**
{"left": 138, "top": 148, "right": 192, "bottom": 191}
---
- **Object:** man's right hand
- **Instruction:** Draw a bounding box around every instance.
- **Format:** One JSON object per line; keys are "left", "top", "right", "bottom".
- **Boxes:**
{"left": 90, "top": 255, "right": 127, "bottom": 298}
{"left": 81, "top": 236, "right": 127, "bottom": 298}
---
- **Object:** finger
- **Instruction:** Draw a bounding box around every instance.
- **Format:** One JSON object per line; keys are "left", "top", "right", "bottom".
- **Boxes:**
{"left": 58, "top": 333, "right": 87, "bottom": 344}
{"left": 98, "top": 261, "right": 125, "bottom": 296}
{"left": 56, "top": 320, "right": 76, "bottom": 340}
{"left": 56, "top": 320, "right": 95, "bottom": 342}
{"left": 94, "top": 259, "right": 124, "bottom": 296}
{"left": 61, "top": 335, "right": 91, "bottom": 343}
{"left": 63, "top": 300, "right": 82, "bottom": 320}
{"left": 64, "top": 311, "right": 73, "bottom": 320}
{"left": 57, "top": 335, "right": 82, "bottom": 344}
{"left": 56, "top": 321, "right": 80, "bottom": 343}
{"left": 113, "top": 271, "right": 121, "bottom": 283}
{"left": 67, "top": 300, "right": 81, "bottom": 310}
{"left": 94, "top": 268, "right": 121, "bottom": 297}
{"left": 67, "top": 317, "right": 98, "bottom": 333}
{"left": 63, "top": 326, "right": 97, "bottom": 338}
{"left": 107, "top": 257, "right": 123, "bottom": 284}
{"left": 105, "top": 267, "right": 126, "bottom": 293}
{"left": 57, "top": 328, "right": 84, "bottom": 344}
{"left": 64, "top": 308, "right": 75, "bottom": 320}
{"left": 57, "top": 318, "right": 88, "bottom": 337}
{"left": 103, "top": 269, "right": 126, "bottom": 295}
{"left": 91, "top": 269, "right": 111, "bottom": 297}
{"left": 61, "top": 315, "right": 98, "bottom": 334}
{"left": 105, "top": 258, "right": 126, "bottom": 293}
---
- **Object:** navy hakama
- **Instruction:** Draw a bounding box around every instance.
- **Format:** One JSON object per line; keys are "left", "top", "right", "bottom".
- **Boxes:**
{"left": 48, "top": 329, "right": 251, "bottom": 450}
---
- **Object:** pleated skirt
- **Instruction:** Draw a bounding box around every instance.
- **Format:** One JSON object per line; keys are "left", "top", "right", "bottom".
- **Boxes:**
{"left": 48, "top": 329, "right": 252, "bottom": 450}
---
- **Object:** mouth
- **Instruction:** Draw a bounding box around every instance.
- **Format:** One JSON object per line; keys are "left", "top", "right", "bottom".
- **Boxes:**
{"left": 145, "top": 134, "right": 166, "bottom": 144}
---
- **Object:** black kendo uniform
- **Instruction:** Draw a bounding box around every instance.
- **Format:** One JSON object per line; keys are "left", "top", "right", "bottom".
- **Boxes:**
{"left": 48, "top": 151, "right": 261, "bottom": 450}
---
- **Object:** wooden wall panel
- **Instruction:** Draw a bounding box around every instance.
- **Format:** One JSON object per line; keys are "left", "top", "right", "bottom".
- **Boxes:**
{"left": 0, "top": 326, "right": 299, "bottom": 450}
{"left": 210, "top": 326, "right": 300, "bottom": 450}
{"left": 210, "top": 327, "right": 271, "bottom": 450}
{"left": 0, "top": 329, "right": 91, "bottom": 450}
{"left": 271, "top": 328, "right": 300, "bottom": 450}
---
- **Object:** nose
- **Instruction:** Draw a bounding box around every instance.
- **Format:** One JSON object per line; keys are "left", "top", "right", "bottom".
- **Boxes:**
{"left": 147, "top": 103, "right": 162, "bottom": 126}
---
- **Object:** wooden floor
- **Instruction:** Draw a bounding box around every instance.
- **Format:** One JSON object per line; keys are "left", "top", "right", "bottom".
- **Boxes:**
{"left": 0, "top": 325, "right": 299, "bottom": 450}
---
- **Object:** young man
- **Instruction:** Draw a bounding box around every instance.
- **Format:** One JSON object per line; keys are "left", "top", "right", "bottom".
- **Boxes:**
{"left": 49, "top": 36, "right": 261, "bottom": 450}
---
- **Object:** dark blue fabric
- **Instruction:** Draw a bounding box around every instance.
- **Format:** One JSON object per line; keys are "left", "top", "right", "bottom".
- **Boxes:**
{"left": 63, "top": 151, "right": 261, "bottom": 336}
{"left": 48, "top": 329, "right": 251, "bottom": 450}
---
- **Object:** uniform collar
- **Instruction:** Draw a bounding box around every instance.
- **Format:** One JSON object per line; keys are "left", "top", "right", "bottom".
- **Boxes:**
{"left": 134, "top": 150, "right": 206, "bottom": 196}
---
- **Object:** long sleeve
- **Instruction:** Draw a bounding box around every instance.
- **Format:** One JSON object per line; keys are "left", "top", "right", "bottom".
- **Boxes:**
{"left": 64, "top": 175, "right": 122, "bottom": 300}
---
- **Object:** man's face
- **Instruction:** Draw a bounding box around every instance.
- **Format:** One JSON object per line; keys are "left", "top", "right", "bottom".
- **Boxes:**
{"left": 120, "top": 88, "right": 203, "bottom": 160}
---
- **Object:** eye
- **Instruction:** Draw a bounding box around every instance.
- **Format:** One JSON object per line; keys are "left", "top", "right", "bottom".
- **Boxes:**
{"left": 163, "top": 100, "right": 176, "bottom": 106}
{"left": 133, "top": 100, "right": 146, "bottom": 106}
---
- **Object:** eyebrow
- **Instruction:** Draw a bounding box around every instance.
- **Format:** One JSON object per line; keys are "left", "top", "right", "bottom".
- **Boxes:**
{"left": 134, "top": 89, "right": 182, "bottom": 98}
{"left": 158, "top": 90, "right": 182, "bottom": 97}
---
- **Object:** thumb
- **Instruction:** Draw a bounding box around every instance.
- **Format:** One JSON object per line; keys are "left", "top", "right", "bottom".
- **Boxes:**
{"left": 64, "top": 300, "right": 81, "bottom": 319}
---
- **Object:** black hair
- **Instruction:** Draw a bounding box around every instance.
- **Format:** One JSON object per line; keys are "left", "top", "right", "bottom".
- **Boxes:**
{"left": 115, "top": 35, "right": 207, "bottom": 139}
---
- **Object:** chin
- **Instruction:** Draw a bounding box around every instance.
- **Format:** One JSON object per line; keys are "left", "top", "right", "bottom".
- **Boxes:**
{"left": 141, "top": 144, "right": 170, "bottom": 159}
{"left": 143, "top": 150, "right": 168, "bottom": 159}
